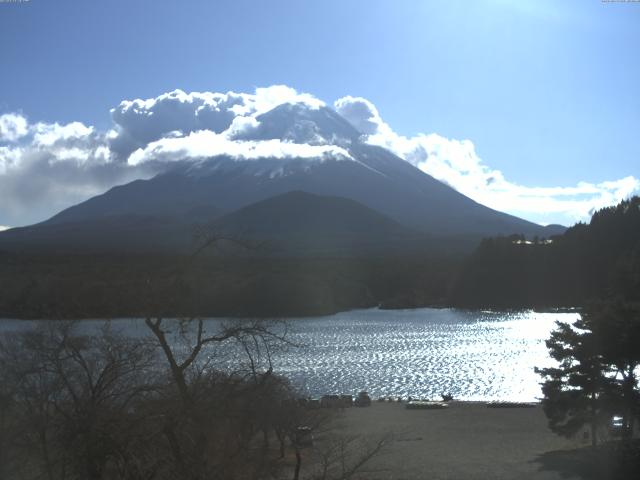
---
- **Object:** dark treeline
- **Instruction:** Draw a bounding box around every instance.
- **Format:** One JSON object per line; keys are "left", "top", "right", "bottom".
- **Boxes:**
{"left": 0, "top": 252, "right": 461, "bottom": 319}
{"left": 451, "top": 196, "right": 640, "bottom": 308}
{"left": 1, "top": 196, "right": 638, "bottom": 318}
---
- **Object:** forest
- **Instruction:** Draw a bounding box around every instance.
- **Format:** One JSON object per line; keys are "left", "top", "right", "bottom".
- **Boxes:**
{"left": 0, "top": 252, "right": 460, "bottom": 319}
{"left": 451, "top": 196, "right": 640, "bottom": 308}
{"left": 0, "top": 197, "right": 638, "bottom": 319}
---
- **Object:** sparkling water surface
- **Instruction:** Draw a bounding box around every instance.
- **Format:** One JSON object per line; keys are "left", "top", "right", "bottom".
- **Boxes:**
{"left": 0, "top": 308, "right": 578, "bottom": 402}
{"left": 273, "top": 308, "right": 577, "bottom": 402}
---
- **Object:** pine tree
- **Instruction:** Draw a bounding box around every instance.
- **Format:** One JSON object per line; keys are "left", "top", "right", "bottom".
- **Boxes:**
{"left": 586, "top": 301, "right": 640, "bottom": 439}
{"left": 537, "top": 301, "right": 640, "bottom": 445}
{"left": 536, "top": 317, "right": 613, "bottom": 446}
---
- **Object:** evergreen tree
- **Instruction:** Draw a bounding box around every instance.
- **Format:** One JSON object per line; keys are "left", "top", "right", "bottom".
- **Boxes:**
{"left": 453, "top": 196, "right": 640, "bottom": 308}
{"left": 536, "top": 318, "right": 613, "bottom": 446}
{"left": 537, "top": 301, "right": 640, "bottom": 444}
{"left": 587, "top": 301, "right": 640, "bottom": 439}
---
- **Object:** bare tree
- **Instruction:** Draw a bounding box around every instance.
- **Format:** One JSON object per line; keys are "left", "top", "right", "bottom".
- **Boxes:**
{"left": 0, "top": 321, "right": 159, "bottom": 480}
{"left": 0, "top": 231, "right": 393, "bottom": 480}
{"left": 308, "top": 432, "right": 394, "bottom": 480}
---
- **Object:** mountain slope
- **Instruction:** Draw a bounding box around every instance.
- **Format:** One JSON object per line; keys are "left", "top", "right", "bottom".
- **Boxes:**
{"left": 212, "top": 190, "right": 420, "bottom": 255}
{"left": 47, "top": 143, "right": 554, "bottom": 237}
{"left": 1, "top": 103, "right": 563, "bottom": 254}
{"left": 0, "top": 191, "right": 424, "bottom": 255}
{"left": 215, "top": 190, "right": 409, "bottom": 236}
{"left": 0, "top": 214, "right": 190, "bottom": 253}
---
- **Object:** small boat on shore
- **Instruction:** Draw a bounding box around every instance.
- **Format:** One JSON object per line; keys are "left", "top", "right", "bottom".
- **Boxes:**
{"left": 485, "top": 401, "right": 537, "bottom": 408}
{"left": 405, "top": 401, "right": 449, "bottom": 410}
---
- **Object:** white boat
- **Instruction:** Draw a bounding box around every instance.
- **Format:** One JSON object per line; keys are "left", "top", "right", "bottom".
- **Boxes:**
{"left": 405, "top": 401, "right": 449, "bottom": 410}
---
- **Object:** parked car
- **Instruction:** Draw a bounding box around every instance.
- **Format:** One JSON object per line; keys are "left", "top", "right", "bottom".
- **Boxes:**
{"left": 354, "top": 391, "right": 371, "bottom": 407}
{"left": 609, "top": 415, "right": 630, "bottom": 437}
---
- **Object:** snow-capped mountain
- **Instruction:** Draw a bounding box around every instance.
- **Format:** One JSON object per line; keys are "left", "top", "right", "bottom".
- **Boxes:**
{"left": 0, "top": 102, "right": 563, "bottom": 254}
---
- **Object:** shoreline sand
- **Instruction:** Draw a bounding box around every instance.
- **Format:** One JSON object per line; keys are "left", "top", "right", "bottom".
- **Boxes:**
{"left": 327, "top": 401, "right": 587, "bottom": 479}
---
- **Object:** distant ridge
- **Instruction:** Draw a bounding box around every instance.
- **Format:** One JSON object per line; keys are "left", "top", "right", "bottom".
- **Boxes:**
{"left": 215, "top": 190, "right": 411, "bottom": 236}
{"left": 0, "top": 191, "right": 420, "bottom": 255}
{"left": 212, "top": 190, "right": 420, "bottom": 255}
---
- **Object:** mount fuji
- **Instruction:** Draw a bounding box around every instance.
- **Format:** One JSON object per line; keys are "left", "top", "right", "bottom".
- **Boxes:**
{"left": 0, "top": 103, "right": 564, "bottom": 255}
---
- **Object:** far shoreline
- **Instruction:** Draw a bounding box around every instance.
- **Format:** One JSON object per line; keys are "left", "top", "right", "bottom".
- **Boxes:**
{"left": 0, "top": 304, "right": 582, "bottom": 322}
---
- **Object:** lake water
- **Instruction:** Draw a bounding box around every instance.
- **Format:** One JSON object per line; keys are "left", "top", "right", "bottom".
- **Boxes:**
{"left": 0, "top": 308, "right": 579, "bottom": 402}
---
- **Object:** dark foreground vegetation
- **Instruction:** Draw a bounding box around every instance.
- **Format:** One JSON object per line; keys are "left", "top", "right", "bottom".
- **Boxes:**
{"left": 1, "top": 199, "right": 639, "bottom": 479}
{"left": 0, "top": 196, "right": 638, "bottom": 318}
{"left": 534, "top": 299, "right": 640, "bottom": 479}
{"left": 537, "top": 301, "right": 640, "bottom": 445}
{"left": 0, "top": 319, "right": 391, "bottom": 480}
{"left": 535, "top": 440, "right": 640, "bottom": 480}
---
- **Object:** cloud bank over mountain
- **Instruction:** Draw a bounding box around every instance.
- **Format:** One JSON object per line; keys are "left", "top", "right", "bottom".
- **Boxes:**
{"left": 108, "top": 86, "right": 326, "bottom": 160}
{"left": 334, "top": 96, "right": 639, "bottom": 224}
{"left": 0, "top": 112, "right": 156, "bottom": 228}
{"left": 0, "top": 86, "right": 638, "bottom": 227}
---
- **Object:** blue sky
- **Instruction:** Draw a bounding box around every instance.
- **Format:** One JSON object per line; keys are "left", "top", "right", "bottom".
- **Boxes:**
{"left": 0, "top": 0, "right": 639, "bottom": 227}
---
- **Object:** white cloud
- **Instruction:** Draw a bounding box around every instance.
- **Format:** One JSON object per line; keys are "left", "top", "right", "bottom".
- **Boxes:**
{"left": 0, "top": 113, "right": 29, "bottom": 142}
{"left": 334, "top": 96, "right": 389, "bottom": 136}
{"left": 109, "top": 85, "right": 325, "bottom": 159}
{"left": 116, "top": 86, "right": 350, "bottom": 166}
{"left": 1, "top": 85, "right": 638, "bottom": 228}
{"left": 0, "top": 86, "right": 335, "bottom": 226}
{"left": 334, "top": 96, "right": 640, "bottom": 224}
{"left": 32, "top": 121, "right": 94, "bottom": 147}
{"left": 0, "top": 145, "right": 24, "bottom": 175}
{"left": 0, "top": 117, "right": 154, "bottom": 227}
{"left": 128, "top": 130, "right": 352, "bottom": 166}
{"left": 250, "top": 85, "right": 324, "bottom": 114}
{"left": 226, "top": 115, "right": 261, "bottom": 138}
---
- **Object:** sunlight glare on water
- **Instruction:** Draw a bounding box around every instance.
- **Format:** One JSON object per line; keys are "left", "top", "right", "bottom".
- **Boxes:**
{"left": 271, "top": 308, "right": 578, "bottom": 402}
{"left": 0, "top": 308, "right": 578, "bottom": 402}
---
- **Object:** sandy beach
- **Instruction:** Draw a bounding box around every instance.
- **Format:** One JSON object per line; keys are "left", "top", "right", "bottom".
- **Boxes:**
{"left": 328, "top": 401, "right": 587, "bottom": 480}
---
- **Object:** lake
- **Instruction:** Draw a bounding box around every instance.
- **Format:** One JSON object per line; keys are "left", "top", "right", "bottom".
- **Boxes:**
{"left": 0, "top": 308, "right": 578, "bottom": 402}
